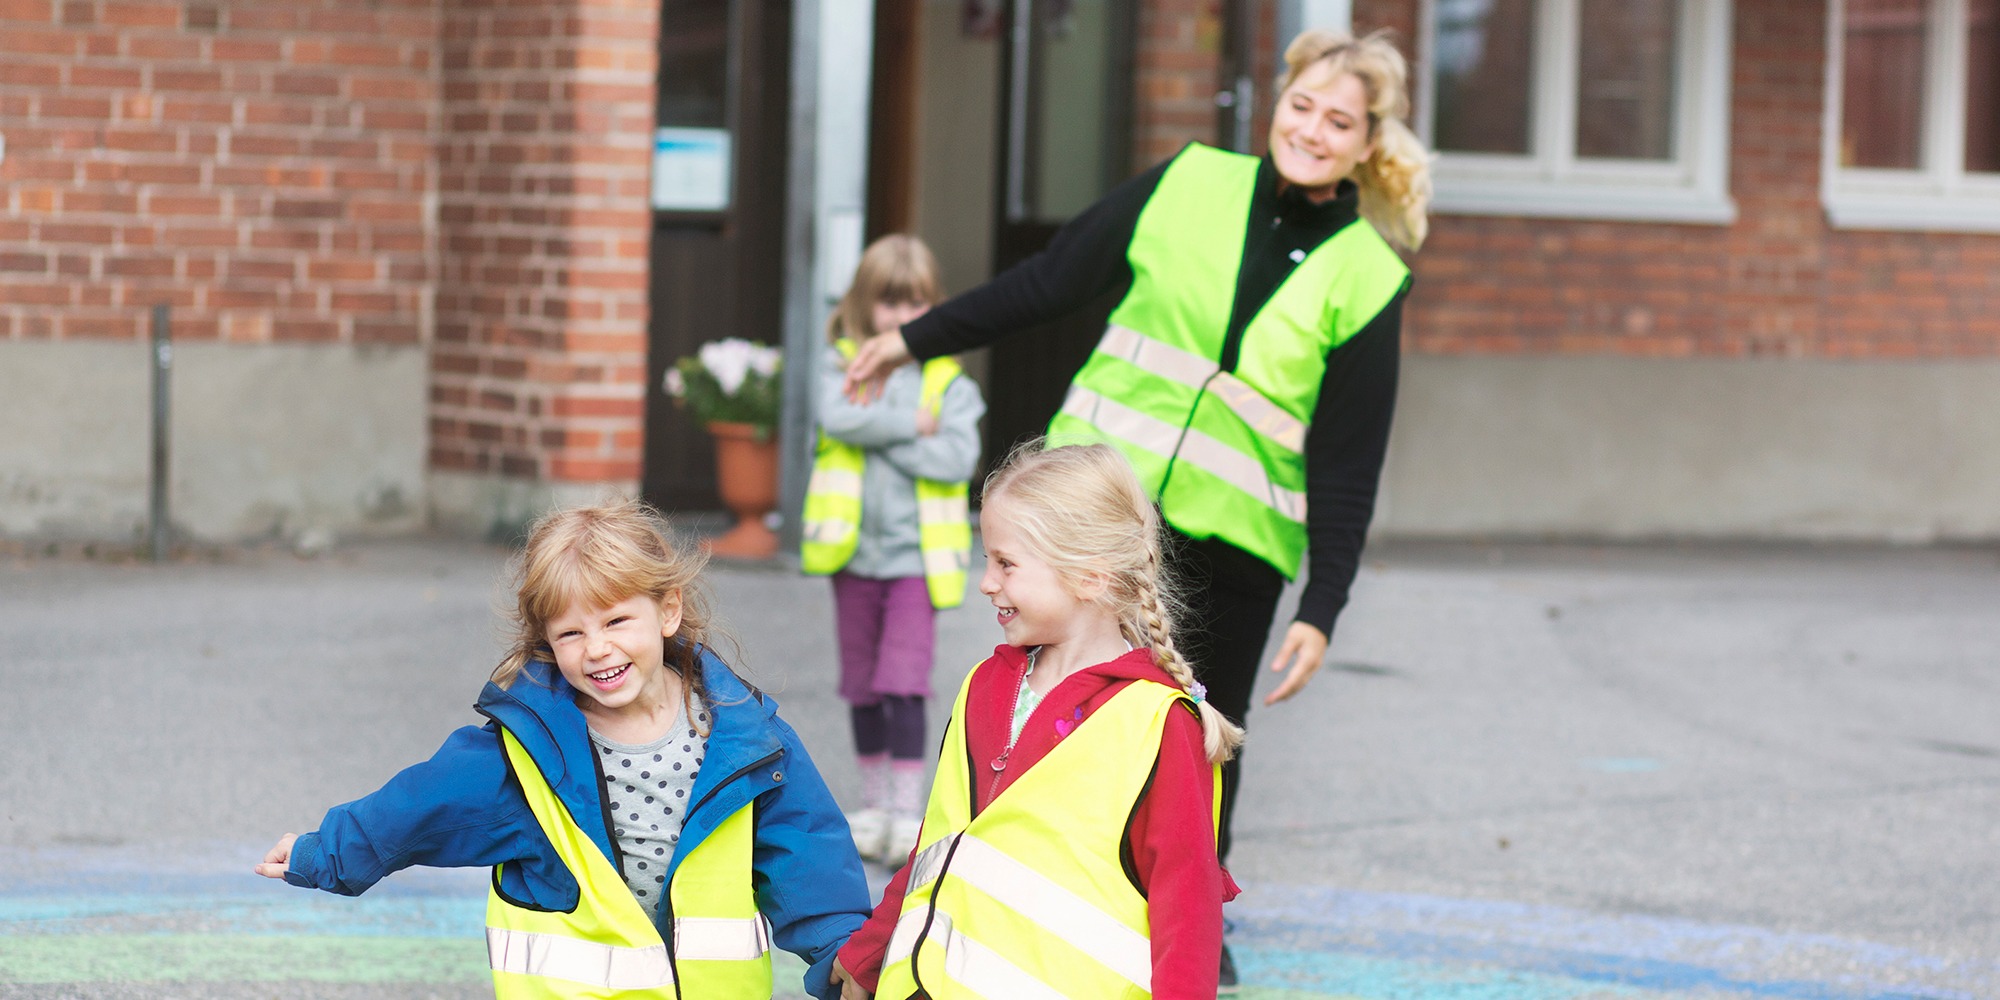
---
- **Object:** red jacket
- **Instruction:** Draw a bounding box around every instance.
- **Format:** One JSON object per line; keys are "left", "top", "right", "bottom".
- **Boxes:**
{"left": 837, "top": 644, "right": 1238, "bottom": 998}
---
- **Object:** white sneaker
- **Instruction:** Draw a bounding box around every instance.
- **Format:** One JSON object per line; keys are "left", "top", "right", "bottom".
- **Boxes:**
{"left": 883, "top": 817, "right": 923, "bottom": 869}
{"left": 847, "top": 808, "right": 889, "bottom": 862}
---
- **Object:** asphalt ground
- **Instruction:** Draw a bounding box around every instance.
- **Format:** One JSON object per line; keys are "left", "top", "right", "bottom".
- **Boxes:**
{"left": 1, "top": 532, "right": 1996, "bottom": 999}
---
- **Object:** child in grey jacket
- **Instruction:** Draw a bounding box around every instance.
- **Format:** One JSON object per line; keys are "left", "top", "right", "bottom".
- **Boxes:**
{"left": 801, "top": 234, "right": 984, "bottom": 866}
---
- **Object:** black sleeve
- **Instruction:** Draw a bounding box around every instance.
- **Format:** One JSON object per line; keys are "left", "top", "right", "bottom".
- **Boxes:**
{"left": 1292, "top": 290, "right": 1405, "bottom": 638}
{"left": 902, "top": 157, "right": 1173, "bottom": 361}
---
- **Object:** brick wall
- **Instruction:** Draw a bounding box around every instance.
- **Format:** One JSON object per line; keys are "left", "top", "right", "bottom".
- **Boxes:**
{"left": 429, "top": 0, "right": 657, "bottom": 486}
{"left": 1, "top": 0, "right": 662, "bottom": 499}
{"left": 0, "top": 0, "right": 438, "bottom": 343}
{"left": 1132, "top": 0, "right": 1224, "bottom": 167}
{"left": 1357, "top": 0, "right": 2000, "bottom": 357}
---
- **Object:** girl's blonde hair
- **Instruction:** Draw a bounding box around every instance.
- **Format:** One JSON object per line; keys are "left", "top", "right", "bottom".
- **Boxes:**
{"left": 493, "top": 498, "right": 718, "bottom": 732}
{"left": 982, "top": 442, "right": 1245, "bottom": 764}
{"left": 1277, "top": 28, "right": 1433, "bottom": 252}
{"left": 826, "top": 233, "right": 946, "bottom": 344}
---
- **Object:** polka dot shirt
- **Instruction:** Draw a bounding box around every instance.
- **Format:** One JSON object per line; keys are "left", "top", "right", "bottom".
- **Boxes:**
{"left": 589, "top": 702, "right": 709, "bottom": 920}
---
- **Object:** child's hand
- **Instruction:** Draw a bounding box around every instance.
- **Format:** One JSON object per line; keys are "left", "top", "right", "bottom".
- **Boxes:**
{"left": 829, "top": 957, "right": 872, "bottom": 1000}
{"left": 254, "top": 833, "right": 298, "bottom": 879}
{"left": 915, "top": 405, "right": 939, "bottom": 437}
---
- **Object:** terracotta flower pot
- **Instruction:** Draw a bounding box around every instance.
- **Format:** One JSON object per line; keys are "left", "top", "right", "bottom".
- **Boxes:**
{"left": 704, "top": 420, "right": 780, "bottom": 560}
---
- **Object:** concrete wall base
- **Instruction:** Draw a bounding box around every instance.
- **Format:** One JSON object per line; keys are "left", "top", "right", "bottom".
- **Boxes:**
{"left": 1377, "top": 355, "right": 2000, "bottom": 542}
{"left": 426, "top": 471, "right": 637, "bottom": 544}
{"left": 1, "top": 340, "right": 426, "bottom": 546}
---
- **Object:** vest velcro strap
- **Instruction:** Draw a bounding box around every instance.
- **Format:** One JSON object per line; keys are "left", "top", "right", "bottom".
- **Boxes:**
{"left": 1207, "top": 371, "right": 1307, "bottom": 453}
{"left": 910, "top": 832, "right": 1153, "bottom": 991}
{"left": 888, "top": 908, "right": 1072, "bottom": 1000}
{"left": 1061, "top": 387, "right": 1306, "bottom": 526}
{"left": 673, "top": 915, "right": 772, "bottom": 961}
{"left": 486, "top": 926, "right": 674, "bottom": 991}
{"left": 1098, "top": 323, "right": 1218, "bottom": 388}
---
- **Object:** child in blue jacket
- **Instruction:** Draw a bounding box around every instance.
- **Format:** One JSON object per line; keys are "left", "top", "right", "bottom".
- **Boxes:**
{"left": 257, "top": 498, "right": 870, "bottom": 999}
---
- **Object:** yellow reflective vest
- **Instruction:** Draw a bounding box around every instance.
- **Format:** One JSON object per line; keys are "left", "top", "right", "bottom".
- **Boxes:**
{"left": 875, "top": 672, "right": 1217, "bottom": 999}
{"left": 486, "top": 729, "right": 772, "bottom": 999}
{"left": 800, "top": 338, "right": 972, "bottom": 608}
{"left": 1048, "top": 142, "right": 1410, "bottom": 579}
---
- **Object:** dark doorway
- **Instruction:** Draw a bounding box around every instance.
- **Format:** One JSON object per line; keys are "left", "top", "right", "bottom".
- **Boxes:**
{"left": 643, "top": 0, "right": 792, "bottom": 513}
{"left": 979, "top": 0, "right": 1138, "bottom": 466}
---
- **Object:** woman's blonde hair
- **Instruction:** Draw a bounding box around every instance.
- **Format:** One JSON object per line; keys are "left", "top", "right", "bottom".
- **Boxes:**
{"left": 826, "top": 233, "right": 946, "bottom": 344}
{"left": 493, "top": 498, "right": 719, "bottom": 732}
{"left": 1277, "top": 28, "right": 1433, "bottom": 251}
{"left": 982, "top": 442, "right": 1245, "bottom": 764}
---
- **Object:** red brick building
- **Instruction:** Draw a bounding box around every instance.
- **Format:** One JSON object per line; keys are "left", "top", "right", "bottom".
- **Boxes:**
{"left": 3, "top": 0, "right": 1996, "bottom": 545}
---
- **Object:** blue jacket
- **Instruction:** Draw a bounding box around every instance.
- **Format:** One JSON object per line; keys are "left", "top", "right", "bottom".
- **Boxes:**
{"left": 283, "top": 647, "right": 870, "bottom": 999}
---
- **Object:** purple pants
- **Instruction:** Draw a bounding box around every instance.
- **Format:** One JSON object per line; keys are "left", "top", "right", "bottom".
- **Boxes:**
{"left": 831, "top": 571, "right": 936, "bottom": 704}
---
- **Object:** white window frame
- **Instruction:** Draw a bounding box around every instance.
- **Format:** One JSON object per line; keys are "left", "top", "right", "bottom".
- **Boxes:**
{"left": 1822, "top": 0, "right": 2000, "bottom": 232}
{"left": 1415, "top": 0, "right": 1737, "bottom": 224}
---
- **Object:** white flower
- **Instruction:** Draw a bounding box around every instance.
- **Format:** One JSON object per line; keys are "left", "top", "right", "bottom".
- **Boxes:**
{"left": 700, "top": 339, "right": 753, "bottom": 396}
{"left": 748, "top": 343, "right": 781, "bottom": 378}
{"left": 663, "top": 367, "right": 686, "bottom": 397}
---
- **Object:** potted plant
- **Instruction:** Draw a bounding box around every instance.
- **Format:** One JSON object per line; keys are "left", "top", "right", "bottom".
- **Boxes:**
{"left": 663, "top": 338, "right": 784, "bottom": 559}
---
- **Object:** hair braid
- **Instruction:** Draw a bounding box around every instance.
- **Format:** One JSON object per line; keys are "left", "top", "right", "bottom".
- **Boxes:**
{"left": 1138, "top": 539, "right": 1245, "bottom": 764}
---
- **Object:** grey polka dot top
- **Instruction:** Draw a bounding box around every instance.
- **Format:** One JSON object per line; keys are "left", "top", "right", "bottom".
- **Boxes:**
{"left": 589, "top": 701, "right": 709, "bottom": 921}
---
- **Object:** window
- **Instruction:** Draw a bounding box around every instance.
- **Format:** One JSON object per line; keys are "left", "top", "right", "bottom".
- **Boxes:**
{"left": 1824, "top": 0, "right": 2000, "bottom": 231}
{"left": 1417, "top": 0, "right": 1736, "bottom": 223}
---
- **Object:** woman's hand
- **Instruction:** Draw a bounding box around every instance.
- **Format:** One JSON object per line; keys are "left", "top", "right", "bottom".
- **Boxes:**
{"left": 1262, "top": 621, "right": 1329, "bottom": 706}
{"left": 829, "top": 957, "right": 872, "bottom": 1000}
{"left": 254, "top": 833, "right": 298, "bottom": 879}
{"left": 843, "top": 330, "right": 914, "bottom": 403}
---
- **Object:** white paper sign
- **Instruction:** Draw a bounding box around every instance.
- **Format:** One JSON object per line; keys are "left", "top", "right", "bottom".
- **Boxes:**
{"left": 652, "top": 128, "right": 731, "bottom": 211}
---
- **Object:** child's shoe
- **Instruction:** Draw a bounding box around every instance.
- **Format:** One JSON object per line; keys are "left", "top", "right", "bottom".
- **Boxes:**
{"left": 883, "top": 816, "right": 923, "bottom": 869}
{"left": 847, "top": 808, "right": 889, "bottom": 861}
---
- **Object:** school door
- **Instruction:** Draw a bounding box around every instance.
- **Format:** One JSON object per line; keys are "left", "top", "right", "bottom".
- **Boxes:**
{"left": 642, "top": 0, "right": 791, "bottom": 513}
{"left": 869, "top": 0, "right": 1136, "bottom": 466}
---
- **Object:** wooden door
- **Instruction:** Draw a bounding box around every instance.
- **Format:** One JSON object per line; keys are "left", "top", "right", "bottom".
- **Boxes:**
{"left": 643, "top": 0, "right": 792, "bottom": 513}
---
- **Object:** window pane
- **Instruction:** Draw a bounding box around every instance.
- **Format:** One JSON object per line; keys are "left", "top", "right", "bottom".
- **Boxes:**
{"left": 1841, "top": 0, "right": 1927, "bottom": 169}
{"left": 659, "top": 0, "right": 729, "bottom": 128}
{"left": 1969, "top": 0, "right": 2000, "bottom": 172}
{"left": 1576, "top": 0, "right": 1679, "bottom": 160}
{"left": 1028, "top": 0, "right": 1116, "bottom": 221}
{"left": 1433, "top": 0, "right": 1536, "bottom": 154}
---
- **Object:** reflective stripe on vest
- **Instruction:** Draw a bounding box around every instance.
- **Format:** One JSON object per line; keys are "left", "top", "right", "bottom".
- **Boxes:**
{"left": 876, "top": 671, "right": 1217, "bottom": 999}
{"left": 486, "top": 729, "right": 771, "bottom": 999}
{"left": 1047, "top": 143, "right": 1409, "bottom": 578}
{"left": 800, "top": 339, "right": 972, "bottom": 609}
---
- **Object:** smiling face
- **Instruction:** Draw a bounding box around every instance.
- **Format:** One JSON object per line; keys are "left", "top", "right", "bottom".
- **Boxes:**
{"left": 976, "top": 494, "right": 1095, "bottom": 650}
{"left": 1268, "top": 61, "right": 1377, "bottom": 201}
{"left": 544, "top": 592, "right": 684, "bottom": 723}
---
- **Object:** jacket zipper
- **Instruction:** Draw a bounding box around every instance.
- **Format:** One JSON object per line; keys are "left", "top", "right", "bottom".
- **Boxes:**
{"left": 985, "top": 649, "right": 1037, "bottom": 803}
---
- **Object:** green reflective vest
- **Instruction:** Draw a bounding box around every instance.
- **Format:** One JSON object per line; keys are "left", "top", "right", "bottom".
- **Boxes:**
{"left": 800, "top": 339, "right": 972, "bottom": 608}
{"left": 1047, "top": 143, "right": 1409, "bottom": 579}
{"left": 485, "top": 729, "right": 772, "bottom": 999}
{"left": 876, "top": 671, "right": 1219, "bottom": 999}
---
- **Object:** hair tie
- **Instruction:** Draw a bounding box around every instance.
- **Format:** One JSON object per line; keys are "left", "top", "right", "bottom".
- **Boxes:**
{"left": 1188, "top": 680, "right": 1207, "bottom": 704}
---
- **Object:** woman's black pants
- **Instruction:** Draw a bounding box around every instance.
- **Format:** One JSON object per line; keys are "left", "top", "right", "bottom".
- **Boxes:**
{"left": 1166, "top": 531, "right": 1287, "bottom": 865}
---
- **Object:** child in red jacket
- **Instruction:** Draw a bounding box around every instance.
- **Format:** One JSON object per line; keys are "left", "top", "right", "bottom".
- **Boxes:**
{"left": 832, "top": 442, "right": 1242, "bottom": 1000}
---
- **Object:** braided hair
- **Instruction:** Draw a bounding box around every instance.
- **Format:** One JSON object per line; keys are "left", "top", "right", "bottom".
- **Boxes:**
{"left": 984, "top": 441, "right": 1246, "bottom": 763}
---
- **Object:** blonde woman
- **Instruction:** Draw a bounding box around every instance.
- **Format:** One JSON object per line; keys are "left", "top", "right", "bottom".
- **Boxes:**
{"left": 845, "top": 29, "right": 1431, "bottom": 991}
